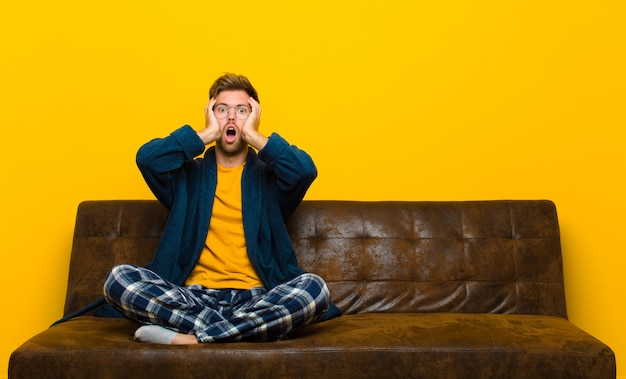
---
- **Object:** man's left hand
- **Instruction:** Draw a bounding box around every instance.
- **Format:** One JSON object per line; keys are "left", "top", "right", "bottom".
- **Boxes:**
{"left": 241, "top": 97, "right": 268, "bottom": 150}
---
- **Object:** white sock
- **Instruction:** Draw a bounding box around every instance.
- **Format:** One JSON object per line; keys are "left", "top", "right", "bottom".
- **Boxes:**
{"left": 134, "top": 325, "right": 178, "bottom": 344}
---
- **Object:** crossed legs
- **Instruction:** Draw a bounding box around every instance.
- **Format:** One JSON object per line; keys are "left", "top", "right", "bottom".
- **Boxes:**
{"left": 103, "top": 264, "right": 330, "bottom": 344}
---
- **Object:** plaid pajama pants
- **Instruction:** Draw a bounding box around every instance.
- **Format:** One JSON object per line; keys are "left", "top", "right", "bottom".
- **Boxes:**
{"left": 103, "top": 264, "right": 330, "bottom": 343}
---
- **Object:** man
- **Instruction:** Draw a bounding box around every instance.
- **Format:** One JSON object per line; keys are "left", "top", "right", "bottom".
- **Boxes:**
{"left": 102, "top": 73, "right": 340, "bottom": 344}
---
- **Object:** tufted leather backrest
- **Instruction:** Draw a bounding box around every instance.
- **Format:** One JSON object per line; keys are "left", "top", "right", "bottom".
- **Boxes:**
{"left": 64, "top": 200, "right": 567, "bottom": 319}
{"left": 64, "top": 201, "right": 167, "bottom": 317}
{"left": 287, "top": 200, "right": 566, "bottom": 318}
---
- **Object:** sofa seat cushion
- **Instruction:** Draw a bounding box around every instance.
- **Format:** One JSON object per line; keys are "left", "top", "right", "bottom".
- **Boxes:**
{"left": 10, "top": 314, "right": 614, "bottom": 379}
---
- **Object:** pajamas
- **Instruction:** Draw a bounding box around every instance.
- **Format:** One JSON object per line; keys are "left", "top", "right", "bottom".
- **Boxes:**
{"left": 103, "top": 264, "right": 330, "bottom": 343}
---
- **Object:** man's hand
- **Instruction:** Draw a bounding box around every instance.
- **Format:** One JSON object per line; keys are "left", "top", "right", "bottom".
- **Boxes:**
{"left": 197, "top": 98, "right": 221, "bottom": 145}
{"left": 241, "top": 97, "right": 268, "bottom": 150}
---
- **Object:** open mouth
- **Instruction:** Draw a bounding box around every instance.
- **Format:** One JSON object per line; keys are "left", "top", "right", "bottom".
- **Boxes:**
{"left": 224, "top": 126, "right": 237, "bottom": 143}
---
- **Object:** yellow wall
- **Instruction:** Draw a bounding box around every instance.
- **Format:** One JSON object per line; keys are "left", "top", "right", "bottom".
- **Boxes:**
{"left": 1, "top": 1, "right": 624, "bottom": 377}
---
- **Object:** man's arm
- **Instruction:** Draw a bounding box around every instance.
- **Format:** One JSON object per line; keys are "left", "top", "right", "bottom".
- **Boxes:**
{"left": 136, "top": 126, "right": 205, "bottom": 208}
{"left": 246, "top": 96, "right": 315, "bottom": 194}
{"left": 258, "top": 133, "right": 317, "bottom": 218}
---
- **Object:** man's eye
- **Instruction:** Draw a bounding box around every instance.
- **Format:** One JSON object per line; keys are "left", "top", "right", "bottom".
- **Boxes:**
{"left": 216, "top": 106, "right": 227, "bottom": 113}
{"left": 237, "top": 107, "right": 249, "bottom": 114}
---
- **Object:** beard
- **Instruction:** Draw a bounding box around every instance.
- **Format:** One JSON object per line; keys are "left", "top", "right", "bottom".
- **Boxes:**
{"left": 216, "top": 136, "right": 247, "bottom": 157}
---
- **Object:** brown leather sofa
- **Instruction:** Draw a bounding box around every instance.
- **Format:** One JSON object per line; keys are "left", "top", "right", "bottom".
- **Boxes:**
{"left": 10, "top": 200, "right": 615, "bottom": 378}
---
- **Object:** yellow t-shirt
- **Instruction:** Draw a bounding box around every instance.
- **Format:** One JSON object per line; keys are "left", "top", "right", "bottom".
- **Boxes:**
{"left": 185, "top": 163, "right": 264, "bottom": 289}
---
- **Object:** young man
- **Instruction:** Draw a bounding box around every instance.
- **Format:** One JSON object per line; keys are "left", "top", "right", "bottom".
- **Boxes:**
{"left": 102, "top": 73, "right": 340, "bottom": 344}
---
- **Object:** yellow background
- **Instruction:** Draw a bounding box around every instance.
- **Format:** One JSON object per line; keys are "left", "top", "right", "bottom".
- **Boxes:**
{"left": 1, "top": 0, "right": 624, "bottom": 377}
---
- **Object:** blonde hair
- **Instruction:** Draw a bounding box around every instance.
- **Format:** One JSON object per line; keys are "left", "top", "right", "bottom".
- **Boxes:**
{"left": 209, "top": 73, "right": 259, "bottom": 103}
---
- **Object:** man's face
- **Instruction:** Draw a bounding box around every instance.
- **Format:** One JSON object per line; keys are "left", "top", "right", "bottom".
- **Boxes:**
{"left": 213, "top": 90, "right": 251, "bottom": 157}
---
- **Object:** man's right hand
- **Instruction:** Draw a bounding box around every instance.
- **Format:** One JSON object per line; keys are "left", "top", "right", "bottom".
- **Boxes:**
{"left": 197, "top": 98, "right": 221, "bottom": 145}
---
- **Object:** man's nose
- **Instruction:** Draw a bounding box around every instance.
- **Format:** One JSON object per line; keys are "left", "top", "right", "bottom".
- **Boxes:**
{"left": 227, "top": 108, "right": 236, "bottom": 120}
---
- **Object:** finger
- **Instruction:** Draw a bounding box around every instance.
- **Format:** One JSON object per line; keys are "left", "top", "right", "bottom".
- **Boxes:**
{"left": 248, "top": 98, "right": 261, "bottom": 115}
{"left": 248, "top": 97, "right": 258, "bottom": 109}
{"left": 206, "top": 98, "right": 216, "bottom": 113}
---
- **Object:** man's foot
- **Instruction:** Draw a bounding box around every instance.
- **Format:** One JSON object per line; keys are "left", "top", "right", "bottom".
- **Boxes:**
{"left": 134, "top": 325, "right": 198, "bottom": 345}
{"left": 171, "top": 333, "right": 199, "bottom": 345}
